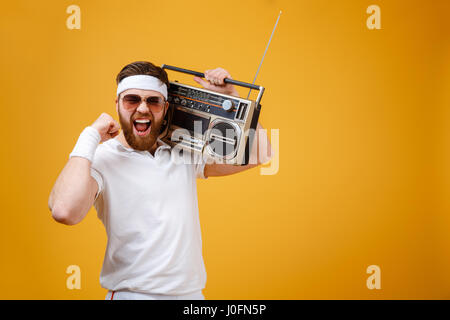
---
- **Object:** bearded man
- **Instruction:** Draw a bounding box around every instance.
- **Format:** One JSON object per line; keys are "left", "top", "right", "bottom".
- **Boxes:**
{"left": 48, "top": 61, "right": 271, "bottom": 300}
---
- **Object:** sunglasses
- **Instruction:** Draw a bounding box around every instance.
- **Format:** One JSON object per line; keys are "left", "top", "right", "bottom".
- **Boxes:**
{"left": 120, "top": 94, "right": 166, "bottom": 112}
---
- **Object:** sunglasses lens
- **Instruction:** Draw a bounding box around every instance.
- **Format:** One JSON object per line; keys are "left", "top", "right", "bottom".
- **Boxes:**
{"left": 123, "top": 94, "right": 141, "bottom": 109}
{"left": 147, "top": 96, "right": 162, "bottom": 104}
{"left": 146, "top": 96, "right": 165, "bottom": 111}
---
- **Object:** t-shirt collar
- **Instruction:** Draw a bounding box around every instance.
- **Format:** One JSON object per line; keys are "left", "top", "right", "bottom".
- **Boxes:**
{"left": 110, "top": 138, "right": 171, "bottom": 155}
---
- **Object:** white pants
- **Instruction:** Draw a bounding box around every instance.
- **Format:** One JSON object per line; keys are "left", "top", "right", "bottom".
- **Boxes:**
{"left": 105, "top": 289, "right": 205, "bottom": 300}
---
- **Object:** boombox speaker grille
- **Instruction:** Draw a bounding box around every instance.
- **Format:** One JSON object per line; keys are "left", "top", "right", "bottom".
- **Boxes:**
{"left": 208, "top": 122, "right": 239, "bottom": 157}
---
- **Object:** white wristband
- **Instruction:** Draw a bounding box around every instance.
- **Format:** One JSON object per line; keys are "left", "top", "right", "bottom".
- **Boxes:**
{"left": 69, "top": 126, "right": 101, "bottom": 163}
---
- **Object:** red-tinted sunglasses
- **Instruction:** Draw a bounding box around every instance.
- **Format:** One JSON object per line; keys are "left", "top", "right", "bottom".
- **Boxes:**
{"left": 120, "top": 94, "right": 166, "bottom": 112}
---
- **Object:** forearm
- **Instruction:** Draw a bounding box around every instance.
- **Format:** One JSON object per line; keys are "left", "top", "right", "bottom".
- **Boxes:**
{"left": 49, "top": 157, "right": 97, "bottom": 225}
{"left": 49, "top": 126, "right": 102, "bottom": 225}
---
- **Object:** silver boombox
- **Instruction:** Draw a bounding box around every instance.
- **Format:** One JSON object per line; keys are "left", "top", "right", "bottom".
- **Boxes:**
{"left": 160, "top": 65, "right": 265, "bottom": 166}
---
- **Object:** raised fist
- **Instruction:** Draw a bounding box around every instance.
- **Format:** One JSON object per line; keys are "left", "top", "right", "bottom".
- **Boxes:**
{"left": 91, "top": 113, "right": 120, "bottom": 143}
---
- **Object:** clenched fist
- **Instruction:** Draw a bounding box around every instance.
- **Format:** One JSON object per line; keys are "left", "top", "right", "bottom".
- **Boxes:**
{"left": 91, "top": 113, "right": 120, "bottom": 142}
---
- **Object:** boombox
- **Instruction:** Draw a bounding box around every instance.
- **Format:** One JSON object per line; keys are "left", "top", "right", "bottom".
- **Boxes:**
{"left": 160, "top": 65, "right": 265, "bottom": 166}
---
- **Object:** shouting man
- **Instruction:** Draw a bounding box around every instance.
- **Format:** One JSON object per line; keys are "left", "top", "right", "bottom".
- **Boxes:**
{"left": 48, "top": 61, "right": 271, "bottom": 300}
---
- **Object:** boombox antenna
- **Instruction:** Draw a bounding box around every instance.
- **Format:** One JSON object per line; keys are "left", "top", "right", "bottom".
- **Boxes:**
{"left": 247, "top": 10, "right": 282, "bottom": 100}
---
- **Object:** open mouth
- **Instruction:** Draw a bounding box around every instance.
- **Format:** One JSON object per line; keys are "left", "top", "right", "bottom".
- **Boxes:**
{"left": 133, "top": 118, "right": 152, "bottom": 137}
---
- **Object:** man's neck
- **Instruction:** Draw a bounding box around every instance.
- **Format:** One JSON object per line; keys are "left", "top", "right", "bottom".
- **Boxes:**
{"left": 115, "top": 132, "right": 159, "bottom": 155}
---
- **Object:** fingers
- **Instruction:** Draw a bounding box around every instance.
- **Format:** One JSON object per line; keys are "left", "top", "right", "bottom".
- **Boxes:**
{"left": 194, "top": 68, "right": 236, "bottom": 96}
{"left": 108, "top": 119, "right": 120, "bottom": 134}
{"left": 107, "top": 121, "right": 120, "bottom": 139}
{"left": 194, "top": 76, "right": 211, "bottom": 89}
{"left": 204, "top": 68, "right": 232, "bottom": 86}
{"left": 109, "top": 130, "right": 120, "bottom": 138}
{"left": 207, "top": 69, "right": 226, "bottom": 85}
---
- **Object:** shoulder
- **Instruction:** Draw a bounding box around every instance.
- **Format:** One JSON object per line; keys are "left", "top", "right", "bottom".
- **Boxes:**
{"left": 91, "top": 139, "right": 120, "bottom": 169}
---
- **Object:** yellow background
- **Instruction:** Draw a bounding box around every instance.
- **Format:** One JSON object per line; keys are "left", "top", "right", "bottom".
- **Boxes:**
{"left": 0, "top": 0, "right": 449, "bottom": 299}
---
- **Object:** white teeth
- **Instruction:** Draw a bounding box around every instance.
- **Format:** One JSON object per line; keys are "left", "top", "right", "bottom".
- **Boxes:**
{"left": 135, "top": 119, "right": 150, "bottom": 123}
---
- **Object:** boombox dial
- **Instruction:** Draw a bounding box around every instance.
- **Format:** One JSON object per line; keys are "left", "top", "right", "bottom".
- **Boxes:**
{"left": 222, "top": 99, "right": 233, "bottom": 111}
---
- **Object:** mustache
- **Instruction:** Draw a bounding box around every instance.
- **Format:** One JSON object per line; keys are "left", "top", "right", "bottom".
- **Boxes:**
{"left": 130, "top": 112, "right": 153, "bottom": 122}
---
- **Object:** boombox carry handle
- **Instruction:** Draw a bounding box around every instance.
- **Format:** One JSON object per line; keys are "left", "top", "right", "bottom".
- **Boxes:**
{"left": 162, "top": 64, "right": 265, "bottom": 107}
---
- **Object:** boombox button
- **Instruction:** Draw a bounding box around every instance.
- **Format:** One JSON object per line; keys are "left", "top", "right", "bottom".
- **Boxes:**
{"left": 222, "top": 99, "right": 233, "bottom": 111}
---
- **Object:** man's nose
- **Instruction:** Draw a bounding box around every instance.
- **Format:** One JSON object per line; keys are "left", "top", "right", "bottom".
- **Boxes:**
{"left": 136, "top": 100, "right": 150, "bottom": 113}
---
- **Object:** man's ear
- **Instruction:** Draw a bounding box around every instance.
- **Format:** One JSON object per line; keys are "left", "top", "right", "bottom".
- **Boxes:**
{"left": 115, "top": 98, "right": 118, "bottom": 114}
{"left": 164, "top": 101, "right": 169, "bottom": 116}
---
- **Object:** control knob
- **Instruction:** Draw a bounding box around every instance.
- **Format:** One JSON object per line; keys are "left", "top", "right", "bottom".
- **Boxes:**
{"left": 222, "top": 99, "right": 233, "bottom": 111}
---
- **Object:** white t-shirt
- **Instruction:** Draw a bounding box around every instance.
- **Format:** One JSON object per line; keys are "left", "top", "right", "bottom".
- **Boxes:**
{"left": 89, "top": 138, "right": 207, "bottom": 295}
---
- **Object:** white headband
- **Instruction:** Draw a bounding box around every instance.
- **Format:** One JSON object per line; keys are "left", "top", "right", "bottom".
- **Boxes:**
{"left": 117, "top": 75, "right": 168, "bottom": 99}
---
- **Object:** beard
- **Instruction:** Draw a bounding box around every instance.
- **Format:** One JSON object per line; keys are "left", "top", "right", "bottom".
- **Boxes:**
{"left": 118, "top": 109, "right": 165, "bottom": 151}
